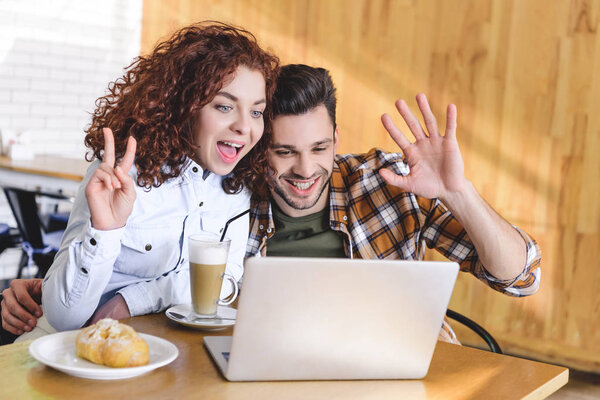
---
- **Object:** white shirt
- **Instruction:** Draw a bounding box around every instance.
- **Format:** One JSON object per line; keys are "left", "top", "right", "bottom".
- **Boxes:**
{"left": 42, "top": 159, "right": 249, "bottom": 332}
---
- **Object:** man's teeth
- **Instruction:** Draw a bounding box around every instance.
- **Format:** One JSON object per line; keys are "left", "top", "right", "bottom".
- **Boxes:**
{"left": 221, "top": 141, "right": 243, "bottom": 148}
{"left": 290, "top": 179, "right": 315, "bottom": 190}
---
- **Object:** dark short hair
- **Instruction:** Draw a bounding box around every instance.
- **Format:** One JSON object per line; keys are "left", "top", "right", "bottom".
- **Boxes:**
{"left": 272, "top": 64, "right": 337, "bottom": 126}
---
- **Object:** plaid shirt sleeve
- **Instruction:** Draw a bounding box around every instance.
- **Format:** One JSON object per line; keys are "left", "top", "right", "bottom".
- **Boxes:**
{"left": 417, "top": 195, "right": 541, "bottom": 297}
{"left": 339, "top": 149, "right": 541, "bottom": 298}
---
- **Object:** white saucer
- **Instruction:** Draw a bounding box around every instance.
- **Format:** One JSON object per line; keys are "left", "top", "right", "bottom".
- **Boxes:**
{"left": 29, "top": 331, "right": 178, "bottom": 380}
{"left": 165, "top": 304, "right": 236, "bottom": 330}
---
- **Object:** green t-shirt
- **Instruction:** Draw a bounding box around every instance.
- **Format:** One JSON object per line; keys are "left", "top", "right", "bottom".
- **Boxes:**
{"left": 266, "top": 202, "right": 346, "bottom": 258}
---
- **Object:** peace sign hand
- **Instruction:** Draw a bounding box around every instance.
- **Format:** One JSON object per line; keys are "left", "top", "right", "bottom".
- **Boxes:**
{"left": 85, "top": 128, "right": 137, "bottom": 231}
{"left": 379, "top": 93, "right": 467, "bottom": 201}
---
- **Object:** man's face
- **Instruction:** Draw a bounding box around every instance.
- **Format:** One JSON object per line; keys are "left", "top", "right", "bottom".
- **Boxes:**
{"left": 267, "top": 105, "right": 338, "bottom": 217}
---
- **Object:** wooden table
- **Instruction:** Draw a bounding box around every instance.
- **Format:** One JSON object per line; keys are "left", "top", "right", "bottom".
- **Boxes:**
{"left": 0, "top": 313, "right": 568, "bottom": 399}
{"left": 0, "top": 155, "right": 89, "bottom": 198}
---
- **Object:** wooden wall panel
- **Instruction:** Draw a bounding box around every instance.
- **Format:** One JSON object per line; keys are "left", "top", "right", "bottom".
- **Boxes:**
{"left": 141, "top": 0, "right": 600, "bottom": 372}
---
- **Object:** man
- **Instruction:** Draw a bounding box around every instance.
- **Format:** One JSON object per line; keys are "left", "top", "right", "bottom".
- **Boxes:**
{"left": 245, "top": 64, "right": 540, "bottom": 342}
{"left": 2, "top": 64, "right": 540, "bottom": 343}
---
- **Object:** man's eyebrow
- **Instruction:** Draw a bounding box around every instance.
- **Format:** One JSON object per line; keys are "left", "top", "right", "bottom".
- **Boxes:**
{"left": 312, "top": 139, "right": 333, "bottom": 146}
{"left": 215, "top": 91, "right": 266, "bottom": 105}
{"left": 270, "top": 143, "right": 296, "bottom": 150}
{"left": 271, "top": 139, "right": 333, "bottom": 149}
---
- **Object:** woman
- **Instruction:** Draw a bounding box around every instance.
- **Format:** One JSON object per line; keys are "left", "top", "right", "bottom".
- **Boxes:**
{"left": 28, "top": 22, "right": 279, "bottom": 332}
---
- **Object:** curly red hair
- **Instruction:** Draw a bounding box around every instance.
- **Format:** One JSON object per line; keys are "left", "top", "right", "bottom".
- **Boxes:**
{"left": 84, "top": 21, "right": 279, "bottom": 196}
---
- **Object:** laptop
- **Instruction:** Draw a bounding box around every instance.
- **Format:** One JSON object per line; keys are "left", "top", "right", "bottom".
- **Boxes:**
{"left": 204, "top": 257, "right": 459, "bottom": 381}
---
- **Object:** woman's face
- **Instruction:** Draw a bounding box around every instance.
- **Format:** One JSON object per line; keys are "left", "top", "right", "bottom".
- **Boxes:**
{"left": 192, "top": 66, "right": 267, "bottom": 176}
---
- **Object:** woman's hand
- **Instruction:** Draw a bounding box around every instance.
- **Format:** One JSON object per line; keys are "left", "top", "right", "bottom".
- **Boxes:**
{"left": 85, "top": 128, "right": 137, "bottom": 230}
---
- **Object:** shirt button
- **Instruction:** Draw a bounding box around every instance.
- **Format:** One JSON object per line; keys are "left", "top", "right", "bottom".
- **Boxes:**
{"left": 342, "top": 215, "right": 348, "bottom": 221}
{"left": 266, "top": 228, "right": 272, "bottom": 233}
{"left": 145, "top": 244, "right": 152, "bottom": 251}
{"left": 199, "top": 201, "right": 204, "bottom": 207}
{"left": 192, "top": 167, "right": 198, "bottom": 173}
{"left": 90, "top": 238, "right": 97, "bottom": 246}
{"left": 81, "top": 267, "right": 88, "bottom": 274}
{"left": 259, "top": 224, "right": 264, "bottom": 230}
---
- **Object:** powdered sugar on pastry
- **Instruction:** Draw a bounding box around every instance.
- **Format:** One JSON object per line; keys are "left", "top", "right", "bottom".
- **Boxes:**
{"left": 75, "top": 318, "right": 150, "bottom": 367}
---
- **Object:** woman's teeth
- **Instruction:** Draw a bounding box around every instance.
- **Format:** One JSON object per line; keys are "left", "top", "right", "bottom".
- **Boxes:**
{"left": 222, "top": 141, "right": 243, "bottom": 149}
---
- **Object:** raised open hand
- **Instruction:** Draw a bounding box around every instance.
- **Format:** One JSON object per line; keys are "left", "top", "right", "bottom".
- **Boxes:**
{"left": 85, "top": 128, "right": 137, "bottom": 230}
{"left": 379, "top": 93, "right": 467, "bottom": 200}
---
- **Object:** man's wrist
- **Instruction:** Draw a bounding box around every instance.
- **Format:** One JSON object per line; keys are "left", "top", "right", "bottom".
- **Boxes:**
{"left": 439, "top": 179, "right": 474, "bottom": 210}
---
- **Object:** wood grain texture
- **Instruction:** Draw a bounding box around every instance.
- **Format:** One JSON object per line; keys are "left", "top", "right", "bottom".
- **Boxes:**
{"left": 141, "top": 0, "right": 600, "bottom": 372}
{"left": 0, "top": 313, "right": 568, "bottom": 399}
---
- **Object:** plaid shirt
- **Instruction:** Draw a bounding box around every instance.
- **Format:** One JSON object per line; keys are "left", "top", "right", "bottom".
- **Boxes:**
{"left": 246, "top": 149, "right": 541, "bottom": 342}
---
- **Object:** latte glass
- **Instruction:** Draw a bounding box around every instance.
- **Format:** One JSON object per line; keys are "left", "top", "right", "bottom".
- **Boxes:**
{"left": 188, "top": 232, "right": 238, "bottom": 316}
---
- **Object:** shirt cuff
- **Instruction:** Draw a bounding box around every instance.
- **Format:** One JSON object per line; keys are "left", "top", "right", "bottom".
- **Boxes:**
{"left": 80, "top": 220, "right": 125, "bottom": 260}
{"left": 481, "top": 226, "right": 539, "bottom": 287}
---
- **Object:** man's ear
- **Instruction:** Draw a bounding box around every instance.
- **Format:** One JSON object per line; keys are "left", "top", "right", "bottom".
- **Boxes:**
{"left": 333, "top": 125, "right": 339, "bottom": 153}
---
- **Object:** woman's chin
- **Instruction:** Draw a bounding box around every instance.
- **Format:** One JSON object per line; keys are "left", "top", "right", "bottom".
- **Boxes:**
{"left": 208, "top": 163, "right": 237, "bottom": 177}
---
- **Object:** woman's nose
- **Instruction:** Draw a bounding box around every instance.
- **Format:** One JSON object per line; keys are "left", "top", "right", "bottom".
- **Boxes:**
{"left": 231, "top": 112, "right": 251, "bottom": 136}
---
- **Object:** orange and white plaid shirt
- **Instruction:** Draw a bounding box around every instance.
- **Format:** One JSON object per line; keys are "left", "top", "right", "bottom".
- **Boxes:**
{"left": 246, "top": 149, "right": 541, "bottom": 343}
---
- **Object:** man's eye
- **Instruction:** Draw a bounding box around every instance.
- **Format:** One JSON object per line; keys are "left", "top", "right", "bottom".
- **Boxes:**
{"left": 313, "top": 147, "right": 327, "bottom": 152}
{"left": 275, "top": 150, "right": 292, "bottom": 156}
{"left": 216, "top": 105, "right": 232, "bottom": 112}
{"left": 251, "top": 110, "right": 264, "bottom": 118}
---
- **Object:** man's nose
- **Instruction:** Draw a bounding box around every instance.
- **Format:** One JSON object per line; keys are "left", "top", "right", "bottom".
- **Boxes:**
{"left": 292, "top": 153, "right": 314, "bottom": 178}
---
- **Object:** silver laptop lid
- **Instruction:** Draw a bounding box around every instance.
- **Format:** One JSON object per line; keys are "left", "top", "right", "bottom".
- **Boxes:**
{"left": 226, "top": 257, "right": 459, "bottom": 381}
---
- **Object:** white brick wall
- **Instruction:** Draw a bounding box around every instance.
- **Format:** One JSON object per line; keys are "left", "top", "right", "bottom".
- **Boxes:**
{"left": 0, "top": 0, "right": 142, "bottom": 226}
{"left": 0, "top": 0, "right": 143, "bottom": 159}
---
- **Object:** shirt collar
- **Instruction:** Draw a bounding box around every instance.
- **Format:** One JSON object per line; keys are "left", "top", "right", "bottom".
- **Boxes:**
{"left": 181, "top": 158, "right": 222, "bottom": 186}
{"left": 328, "top": 159, "right": 349, "bottom": 228}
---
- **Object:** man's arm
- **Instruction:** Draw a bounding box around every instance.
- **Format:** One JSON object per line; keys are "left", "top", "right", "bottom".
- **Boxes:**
{"left": 380, "top": 94, "right": 527, "bottom": 281}
{"left": 438, "top": 182, "right": 526, "bottom": 281}
{"left": 1, "top": 279, "right": 43, "bottom": 335}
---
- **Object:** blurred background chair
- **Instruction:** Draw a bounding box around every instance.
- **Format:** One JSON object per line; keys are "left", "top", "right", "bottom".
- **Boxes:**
{"left": 0, "top": 222, "right": 21, "bottom": 255}
{"left": 2, "top": 187, "right": 66, "bottom": 279}
{"left": 446, "top": 309, "right": 502, "bottom": 354}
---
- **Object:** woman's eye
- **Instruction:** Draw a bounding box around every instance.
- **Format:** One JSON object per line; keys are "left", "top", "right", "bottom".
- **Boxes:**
{"left": 216, "top": 105, "right": 232, "bottom": 112}
{"left": 251, "top": 110, "right": 264, "bottom": 118}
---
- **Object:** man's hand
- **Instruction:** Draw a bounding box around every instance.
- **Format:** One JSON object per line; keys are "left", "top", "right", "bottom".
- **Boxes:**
{"left": 89, "top": 294, "right": 131, "bottom": 324}
{"left": 1, "top": 279, "right": 43, "bottom": 335}
{"left": 379, "top": 93, "right": 467, "bottom": 201}
{"left": 381, "top": 93, "right": 528, "bottom": 281}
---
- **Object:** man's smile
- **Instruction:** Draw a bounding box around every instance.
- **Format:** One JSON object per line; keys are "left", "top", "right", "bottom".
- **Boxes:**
{"left": 283, "top": 176, "right": 320, "bottom": 195}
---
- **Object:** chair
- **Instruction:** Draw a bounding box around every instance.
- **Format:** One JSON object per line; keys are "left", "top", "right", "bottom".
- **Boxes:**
{"left": 0, "top": 223, "right": 21, "bottom": 254}
{"left": 446, "top": 309, "right": 502, "bottom": 354}
{"left": 2, "top": 187, "right": 66, "bottom": 279}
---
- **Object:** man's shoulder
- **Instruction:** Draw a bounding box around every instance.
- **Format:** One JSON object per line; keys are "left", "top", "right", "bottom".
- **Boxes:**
{"left": 335, "top": 148, "right": 409, "bottom": 177}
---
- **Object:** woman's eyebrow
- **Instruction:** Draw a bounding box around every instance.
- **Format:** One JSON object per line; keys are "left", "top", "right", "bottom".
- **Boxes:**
{"left": 216, "top": 91, "right": 266, "bottom": 105}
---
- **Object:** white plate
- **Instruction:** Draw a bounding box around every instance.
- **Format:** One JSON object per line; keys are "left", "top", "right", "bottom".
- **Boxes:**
{"left": 166, "top": 304, "right": 236, "bottom": 330}
{"left": 29, "top": 330, "right": 178, "bottom": 380}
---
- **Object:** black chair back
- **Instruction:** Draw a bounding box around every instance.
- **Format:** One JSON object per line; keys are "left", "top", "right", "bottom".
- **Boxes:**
{"left": 2, "top": 187, "right": 65, "bottom": 278}
{"left": 446, "top": 309, "right": 503, "bottom": 353}
{"left": 3, "top": 188, "right": 45, "bottom": 248}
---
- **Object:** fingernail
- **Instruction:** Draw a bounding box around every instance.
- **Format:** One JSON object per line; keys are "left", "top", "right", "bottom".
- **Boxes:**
{"left": 17, "top": 330, "right": 23, "bottom": 335}
{"left": 35, "top": 311, "right": 42, "bottom": 317}
{"left": 28, "top": 319, "right": 35, "bottom": 326}
{"left": 24, "top": 325, "right": 31, "bottom": 332}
